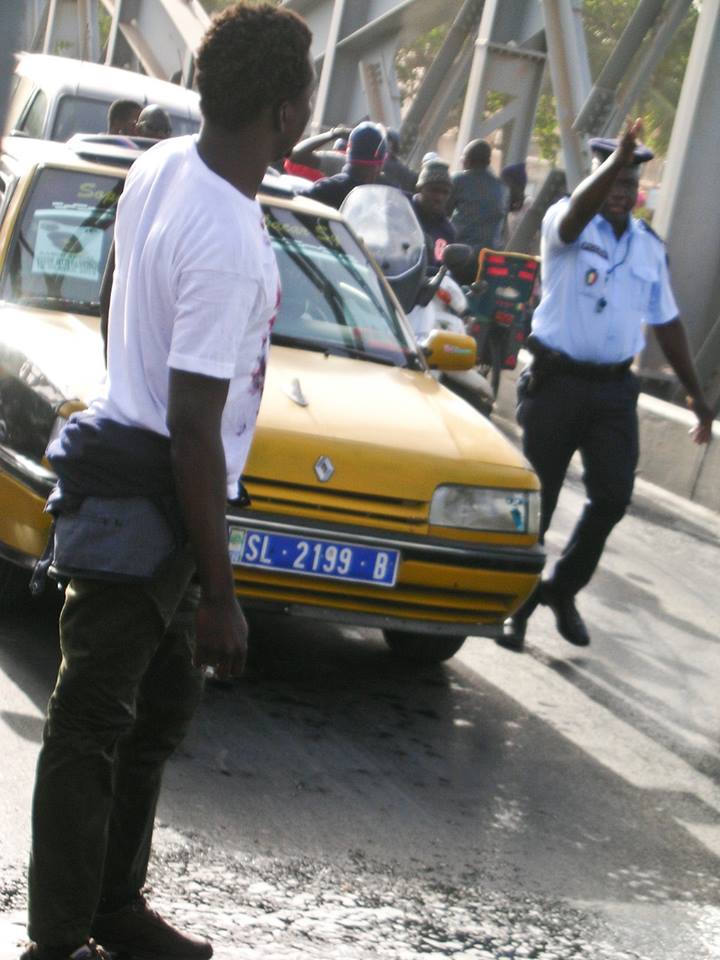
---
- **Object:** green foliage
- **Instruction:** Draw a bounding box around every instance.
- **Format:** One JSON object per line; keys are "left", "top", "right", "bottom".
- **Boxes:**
{"left": 395, "top": 23, "right": 449, "bottom": 100}
{"left": 534, "top": 92, "right": 561, "bottom": 164}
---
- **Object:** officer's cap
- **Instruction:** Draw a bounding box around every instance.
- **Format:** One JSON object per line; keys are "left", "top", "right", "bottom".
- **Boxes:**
{"left": 589, "top": 136, "right": 654, "bottom": 165}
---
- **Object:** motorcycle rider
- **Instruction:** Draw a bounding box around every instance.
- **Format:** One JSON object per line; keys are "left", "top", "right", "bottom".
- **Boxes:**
{"left": 411, "top": 159, "right": 456, "bottom": 269}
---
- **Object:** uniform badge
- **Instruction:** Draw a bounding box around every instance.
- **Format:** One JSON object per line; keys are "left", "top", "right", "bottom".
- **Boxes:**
{"left": 585, "top": 268, "right": 599, "bottom": 286}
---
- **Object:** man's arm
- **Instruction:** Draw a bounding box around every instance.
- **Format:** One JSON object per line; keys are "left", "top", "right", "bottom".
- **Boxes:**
{"left": 557, "top": 118, "right": 642, "bottom": 245}
{"left": 167, "top": 368, "right": 247, "bottom": 677}
{"left": 653, "top": 318, "right": 715, "bottom": 444}
{"left": 290, "top": 125, "right": 351, "bottom": 169}
{"left": 99, "top": 242, "right": 115, "bottom": 364}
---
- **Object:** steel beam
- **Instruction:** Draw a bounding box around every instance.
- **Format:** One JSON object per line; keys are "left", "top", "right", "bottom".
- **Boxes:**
{"left": 453, "top": 0, "right": 547, "bottom": 170}
{"left": 573, "top": 0, "right": 665, "bottom": 135}
{"left": 642, "top": 0, "right": 720, "bottom": 407}
{"left": 602, "top": 0, "right": 691, "bottom": 137}
{"left": 541, "top": 0, "right": 591, "bottom": 188}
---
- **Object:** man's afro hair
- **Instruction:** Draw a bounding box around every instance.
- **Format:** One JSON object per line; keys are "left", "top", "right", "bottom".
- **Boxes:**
{"left": 196, "top": 3, "right": 313, "bottom": 131}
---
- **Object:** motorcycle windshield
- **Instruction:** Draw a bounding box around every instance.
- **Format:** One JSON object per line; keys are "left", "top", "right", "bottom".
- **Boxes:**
{"left": 341, "top": 185, "right": 425, "bottom": 280}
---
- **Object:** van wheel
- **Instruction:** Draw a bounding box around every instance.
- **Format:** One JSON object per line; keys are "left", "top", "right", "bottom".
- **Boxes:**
{"left": 383, "top": 630, "right": 466, "bottom": 663}
{"left": 0, "top": 559, "right": 32, "bottom": 610}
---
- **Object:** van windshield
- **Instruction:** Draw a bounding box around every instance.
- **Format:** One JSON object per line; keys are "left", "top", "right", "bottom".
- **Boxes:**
{"left": 0, "top": 166, "right": 121, "bottom": 315}
{"left": 51, "top": 95, "right": 200, "bottom": 141}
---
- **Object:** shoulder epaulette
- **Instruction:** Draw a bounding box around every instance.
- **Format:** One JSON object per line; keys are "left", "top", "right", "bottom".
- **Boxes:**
{"left": 638, "top": 220, "right": 666, "bottom": 245}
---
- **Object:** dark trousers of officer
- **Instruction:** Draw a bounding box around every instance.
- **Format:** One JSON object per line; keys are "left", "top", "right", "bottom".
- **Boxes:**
{"left": 28, "top": 549, "right": 203, "bottom": 949}
{"left": 517, "top": 367, "right": 640, "bottom": 597}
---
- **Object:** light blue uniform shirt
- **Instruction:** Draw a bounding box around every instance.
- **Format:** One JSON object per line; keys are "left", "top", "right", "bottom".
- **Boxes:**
{"left": 531, "top": 197, "right": 678, "bottom": 363}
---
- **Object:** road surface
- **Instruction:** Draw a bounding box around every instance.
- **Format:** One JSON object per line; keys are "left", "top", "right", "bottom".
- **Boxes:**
{"left": 1, "top": 464, "right": 718, "bottom": 959}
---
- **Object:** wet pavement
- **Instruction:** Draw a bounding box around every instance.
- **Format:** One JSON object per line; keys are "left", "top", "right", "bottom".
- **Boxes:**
{"left": 0, "top": 832, "right": 688, "bottom": 960}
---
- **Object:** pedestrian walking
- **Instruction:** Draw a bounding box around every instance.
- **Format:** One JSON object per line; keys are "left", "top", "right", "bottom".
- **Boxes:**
{"left": 21, "top": 5, "right": 315, "bottom": 960}
{"left": 500, "top": 120, "right": 713, "bottom": 651}
{"left": 449, "top": 139, "right": 507, "bottom": 265}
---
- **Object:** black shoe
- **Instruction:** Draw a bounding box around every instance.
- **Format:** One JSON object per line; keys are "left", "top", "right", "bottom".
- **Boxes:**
{"left": 496, "top": 583, "right": 545, "bottom": 651}
{"left": 20, "top": 940, "right": 112, "bottom": 960}
{"left": 92, "top": 896, "right": 212, "bottom": 960}
{"left": 544, "top": 586, "right": 590, "bottom": 646}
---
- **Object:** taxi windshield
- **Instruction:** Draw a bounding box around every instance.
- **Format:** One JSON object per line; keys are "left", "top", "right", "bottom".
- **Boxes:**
{"left": 265, "top": 206, "right": 421, "bottom": 369}
{"left": 0, "top": 166, "right": 121, "bottom": 316}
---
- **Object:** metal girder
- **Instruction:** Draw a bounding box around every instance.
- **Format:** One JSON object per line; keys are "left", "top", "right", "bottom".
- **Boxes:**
{"left": 452, "top": 0, "right": 547, "bottom": 170}
{"left": 29, "top": 0, "right": 208, "bottom": 84}
{"left": 573, "top": 0, "right": 693, "bottom": 138}
{"left": 39, "top": 0, "right": 100, "bottom": 61}
{"left": 602, "top": 0, "right": 692, "bottom": 137}
{"left": 541, "top": 0, "right": 591, "bottom": 188}
{"left": 98, "top": 0, "right": 209, "bottom": 82}
{"left": 641, "top": 0, "right": 720, "bottom": 407}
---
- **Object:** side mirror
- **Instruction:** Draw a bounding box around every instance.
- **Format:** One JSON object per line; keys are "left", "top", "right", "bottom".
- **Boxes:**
{"left": 420, "top": 330, "right": 477, "bottom": 371}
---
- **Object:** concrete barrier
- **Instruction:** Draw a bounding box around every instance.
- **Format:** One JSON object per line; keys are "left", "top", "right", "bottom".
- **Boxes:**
{"left": 493, "top": 353, "right": 720, "bottom": 514}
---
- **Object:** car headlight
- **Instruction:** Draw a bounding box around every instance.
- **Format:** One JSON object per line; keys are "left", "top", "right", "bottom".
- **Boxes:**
{"left": 429, "top": 485, "right": 540, "bottom": 534}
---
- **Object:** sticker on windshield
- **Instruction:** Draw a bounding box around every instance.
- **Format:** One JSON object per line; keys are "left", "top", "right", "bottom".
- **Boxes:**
{"left": 31, "top": 218, "right": 105, "bottom": 282}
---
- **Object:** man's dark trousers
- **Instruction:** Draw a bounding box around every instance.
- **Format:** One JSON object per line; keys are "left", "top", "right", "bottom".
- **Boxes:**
{"left": 28, "top": 549, "right": 202, "bottom": 948}
{"left": 518, "top": 368, "right": 640, "bottom": 596}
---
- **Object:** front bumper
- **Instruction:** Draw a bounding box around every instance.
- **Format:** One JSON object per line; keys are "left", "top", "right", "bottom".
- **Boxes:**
{"left": 227, "top": 508, "right": 544, "bottom": 634}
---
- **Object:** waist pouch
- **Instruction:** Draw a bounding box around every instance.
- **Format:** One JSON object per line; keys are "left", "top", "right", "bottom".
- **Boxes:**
{"left": 51, "top": 496, "right": 179, "bottom": 582}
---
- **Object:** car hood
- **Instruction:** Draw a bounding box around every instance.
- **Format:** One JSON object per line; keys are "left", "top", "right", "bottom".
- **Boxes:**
{"left": 247, "top": 346, "right": 537, "bottom": 498}
{"left": 0, "top": 308, "right": 536, "bottom": 499}
{"left": 0, "top": 304, "right": 105, "bottom": 405}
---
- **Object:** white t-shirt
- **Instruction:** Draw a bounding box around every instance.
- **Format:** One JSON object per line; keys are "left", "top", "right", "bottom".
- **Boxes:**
{"left": 89, "top": 135, "right": 280, "bottom": 497}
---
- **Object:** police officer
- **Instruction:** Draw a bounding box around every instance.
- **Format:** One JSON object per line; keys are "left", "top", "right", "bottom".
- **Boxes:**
{"left": 500, "top": 119, "right": 714, "bottom": 651}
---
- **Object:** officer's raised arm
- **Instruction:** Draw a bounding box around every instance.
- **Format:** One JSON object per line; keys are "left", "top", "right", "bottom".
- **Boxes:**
{"left": 558, "top": 118, "right": 643, "bottom": 244}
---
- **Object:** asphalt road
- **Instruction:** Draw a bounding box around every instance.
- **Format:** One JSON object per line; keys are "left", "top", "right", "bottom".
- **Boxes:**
{"left": 1, "top": 463, "right": 719, "bottom": 960}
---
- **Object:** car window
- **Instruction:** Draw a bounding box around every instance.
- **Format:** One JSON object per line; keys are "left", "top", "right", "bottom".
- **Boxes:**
{"left": 265, "top": 205, "right": 420, "bottom": 369}
{"left": 19, "top": 89, "right": 48, "bottom": 139}
{"left": 5, "top": 74, "right": 32, "bottom": 133}
{"left": 51, "top": 94, "right": 200, "bottom": 141}
{"left": 0, "top": 166, "right": 123, "bottom": 315}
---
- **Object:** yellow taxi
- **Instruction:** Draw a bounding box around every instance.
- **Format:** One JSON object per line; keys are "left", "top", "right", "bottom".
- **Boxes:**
{"left": 0, "top": 136, "right": 543, "bottom": 662}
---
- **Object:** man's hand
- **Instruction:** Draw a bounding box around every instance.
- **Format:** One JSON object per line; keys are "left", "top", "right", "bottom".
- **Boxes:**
{"left": 616, "top": 117, "right": 643, "bottom": 167}
{"left": 194, "top": 596, "right": 248, "bottom": 680}
{"left": 688, "top": 396, "right": 715, "bottom": 445}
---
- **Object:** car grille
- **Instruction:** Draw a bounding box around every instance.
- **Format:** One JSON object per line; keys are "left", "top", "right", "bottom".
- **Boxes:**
{"left": 243, "top": 476, "right": 429, "bottom": 533}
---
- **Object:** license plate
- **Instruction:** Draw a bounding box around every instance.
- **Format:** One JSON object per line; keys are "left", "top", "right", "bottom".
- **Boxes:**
{"left": 228, "top": 527, "right": 400, "bottom": 587}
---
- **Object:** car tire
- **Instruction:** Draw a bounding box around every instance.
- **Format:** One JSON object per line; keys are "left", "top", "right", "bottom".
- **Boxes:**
{"left": 382, "top": 630, "right": 466, "bottom": 663}
{"left": 0, "top": 559, "right": 32, "bottom": 610}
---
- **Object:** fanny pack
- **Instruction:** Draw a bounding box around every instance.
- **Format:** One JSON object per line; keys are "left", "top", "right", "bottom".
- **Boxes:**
{"left": 50, "top": 496, "right": 179, "bottom": 582}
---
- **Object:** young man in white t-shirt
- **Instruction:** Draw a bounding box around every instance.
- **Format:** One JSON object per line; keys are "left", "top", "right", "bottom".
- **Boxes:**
{"left": 23, "top": 6, "right": 315, "bottom": 960}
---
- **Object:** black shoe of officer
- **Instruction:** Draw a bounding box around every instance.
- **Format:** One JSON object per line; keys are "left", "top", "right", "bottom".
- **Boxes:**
{"left": 497, "top": 583, "right": 545, "bottom": 652}
{"left": 543, "top": 584, "right": 590, "bottom": 646}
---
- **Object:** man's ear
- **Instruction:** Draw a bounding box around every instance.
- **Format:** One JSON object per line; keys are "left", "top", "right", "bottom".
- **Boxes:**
{"left": 274, "top": 102, "right": 288, "bottom": 133}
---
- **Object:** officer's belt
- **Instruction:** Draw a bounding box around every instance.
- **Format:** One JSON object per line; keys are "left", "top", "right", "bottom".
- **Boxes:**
{"left": 527, "top": 336, "right": 633, "bottom": 382}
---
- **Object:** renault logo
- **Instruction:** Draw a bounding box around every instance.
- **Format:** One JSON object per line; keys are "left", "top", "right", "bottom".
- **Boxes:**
{"left": 314, "top": 456, "right": 335, "bottom": 482}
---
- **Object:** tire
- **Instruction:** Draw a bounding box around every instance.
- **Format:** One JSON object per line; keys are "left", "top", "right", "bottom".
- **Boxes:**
{"left": 0, "top": 558, "right": 32, "bottom": 610}
{"left": 487, "top": 325, "right": 509, "bottom": 399}
{"left": 383, "top": 630, "right": 467, "bottom": 663}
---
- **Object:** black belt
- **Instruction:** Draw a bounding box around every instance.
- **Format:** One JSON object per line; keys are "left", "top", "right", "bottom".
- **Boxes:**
{"left": 527, "top": 336, "right": 633, "bottom": 382}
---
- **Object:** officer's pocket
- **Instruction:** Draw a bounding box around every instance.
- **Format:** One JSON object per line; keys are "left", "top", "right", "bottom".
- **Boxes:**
{"left": 628, "top": 263, "right": 655, "bottom": 311}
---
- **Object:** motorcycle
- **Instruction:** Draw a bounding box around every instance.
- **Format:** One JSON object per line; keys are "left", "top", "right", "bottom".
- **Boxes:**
{"left": 340, "top": 185, "right": 494, "bottom": 415}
